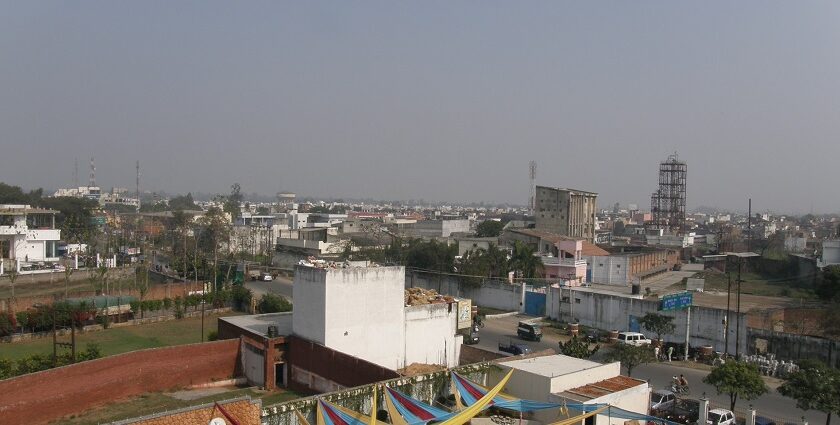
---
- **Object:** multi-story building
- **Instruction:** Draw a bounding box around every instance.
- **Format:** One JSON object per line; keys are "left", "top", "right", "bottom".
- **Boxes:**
{"left": 0, "top": 204, "right": 61, "bottom": 267}
{"left": 534, "top": 185, "right": 598, "bottom": 242}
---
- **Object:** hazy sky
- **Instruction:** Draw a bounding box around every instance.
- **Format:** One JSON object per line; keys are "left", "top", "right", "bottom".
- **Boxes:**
{"left": 2, "top": 2, "right": 839, "bottom": 213}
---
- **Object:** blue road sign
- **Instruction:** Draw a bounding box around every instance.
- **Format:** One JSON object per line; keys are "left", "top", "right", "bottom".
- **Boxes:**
{"left": 660, "top": 292, "right": 693, "bottom": 311}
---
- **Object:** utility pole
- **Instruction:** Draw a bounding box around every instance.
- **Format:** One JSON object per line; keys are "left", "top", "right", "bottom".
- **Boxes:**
{"left": 684, "top": 305, "right": 691, "bottom": 361}
{"left": 747, "top": 198, "right": 752, "bottom": 252}
{"left": 724, "top": 271, "right": 731, "bottom": 357}
{"left": 735, "top": 258, "right": 744, "bottom": 358}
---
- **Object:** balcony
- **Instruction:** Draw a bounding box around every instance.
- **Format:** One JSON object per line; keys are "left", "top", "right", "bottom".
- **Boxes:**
{"left": 540, "top": 256, "right": 586, "bottom": 267}
{"left": 0, "top": 225, "right": 25, "bottom": 236}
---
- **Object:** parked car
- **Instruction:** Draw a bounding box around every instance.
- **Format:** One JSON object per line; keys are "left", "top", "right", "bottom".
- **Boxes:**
{"left": 656, "top": 398, "right": 699, "bottom": 424}
{"left": 649, "top": 390, "right": 676, "bottom": 412}
{"left": 707, "top": 409, "right": 735, "bottom": 425}
{"left": 517, "top": 321, "right": 543, "bottom": 342}
{"left": 617, "top": 331, "right": 651, "bottom": 346}
{"left": 260, "top": 272, "right": 273, "bottom": 282}
{"left": 499, "top": 342, "right": 531, "bottom": 355}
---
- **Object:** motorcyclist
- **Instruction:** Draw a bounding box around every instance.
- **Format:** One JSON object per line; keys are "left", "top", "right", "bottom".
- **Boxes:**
{"left": 678, "top": 374, "right": 689, "bottom": 389}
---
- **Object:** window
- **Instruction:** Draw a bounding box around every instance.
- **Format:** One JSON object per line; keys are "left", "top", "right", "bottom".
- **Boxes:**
{"left": 45, "top": 241, "right": 56, "bottom": 258}
{"left": 575, "top": 298, "right": 581, "bottom": 304}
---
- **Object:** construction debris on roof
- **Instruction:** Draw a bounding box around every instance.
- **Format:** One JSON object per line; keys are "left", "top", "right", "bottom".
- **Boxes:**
{"left": 404, "top": 287, "right": 456, "bottom": 306}
{"left": 398, "top": 363, "right": 447, "bottom": 376}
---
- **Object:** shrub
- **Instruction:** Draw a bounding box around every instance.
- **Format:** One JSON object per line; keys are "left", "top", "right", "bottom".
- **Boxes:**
{"left": 0, "top": 312, "right": 17, "bottom": 337}
{"left": 207, "top": 330, "right": 218, "bottom": 341}
{"left": 258, "top": 294, "right": 292, "bottom": 313}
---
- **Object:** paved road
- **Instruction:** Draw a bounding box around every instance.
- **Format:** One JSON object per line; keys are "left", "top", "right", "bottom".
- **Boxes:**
{"left": 476, "top": 314, "right": 823, "bottom": 423}
{"left": 245, "top": 275, "right": 294, "bottom": 301}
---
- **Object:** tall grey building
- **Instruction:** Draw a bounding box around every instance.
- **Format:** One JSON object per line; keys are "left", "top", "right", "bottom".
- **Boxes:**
{"left": 534, "top": 185, "right": 598, "bottom": 242}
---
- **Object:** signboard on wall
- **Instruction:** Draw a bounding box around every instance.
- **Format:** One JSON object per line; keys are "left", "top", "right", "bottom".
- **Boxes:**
{"left": 457, "top": 299, "right": 472, "bottom": 330}
{"left": 660, "top": 292, "right": 693, "bottom": 311}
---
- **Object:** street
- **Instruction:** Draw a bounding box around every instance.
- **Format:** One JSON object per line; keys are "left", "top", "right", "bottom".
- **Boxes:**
{"left": 245, "top": 275, "right": 294, "bottom": 301}
{"left": 476, "top": 314, "right": 823, "bottom": 423}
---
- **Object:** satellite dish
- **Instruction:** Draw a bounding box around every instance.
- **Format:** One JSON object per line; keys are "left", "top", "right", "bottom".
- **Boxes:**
{"left": 209, "top": 418, "right": 226, "bottom": 425}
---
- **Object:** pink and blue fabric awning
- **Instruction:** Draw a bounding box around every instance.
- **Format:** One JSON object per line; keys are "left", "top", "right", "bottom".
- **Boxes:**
{"left": 384, "top": 387, "right": 455, "bottom": 425}
{"left": 451, "top": 372, "right": 563, "bottom": 413}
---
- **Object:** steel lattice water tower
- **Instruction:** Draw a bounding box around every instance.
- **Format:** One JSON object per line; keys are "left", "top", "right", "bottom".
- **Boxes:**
{"left": 650, "top": 153, "right": 687, "bottom": 235}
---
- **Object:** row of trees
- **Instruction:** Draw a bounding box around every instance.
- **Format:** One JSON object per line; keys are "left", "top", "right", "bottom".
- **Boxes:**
{"left": 345, "top": 237, "right": 544, "bottom": 287}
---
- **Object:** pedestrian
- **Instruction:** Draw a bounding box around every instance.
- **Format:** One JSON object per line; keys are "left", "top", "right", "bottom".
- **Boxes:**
{"left": 654, "top": 345, "right": 661, "bottom": 361}
{"left": 667, "top": 346, "right": 674, "bottom": 362}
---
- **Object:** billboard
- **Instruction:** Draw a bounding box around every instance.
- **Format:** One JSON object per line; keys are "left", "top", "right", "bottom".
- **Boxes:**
{"left": 457, "top": 299, "right": 472, "bottom": 330}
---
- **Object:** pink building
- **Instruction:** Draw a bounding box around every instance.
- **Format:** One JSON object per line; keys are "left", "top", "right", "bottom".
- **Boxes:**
{"left": 540, "top": 239, "right": 588, "bottom": 285}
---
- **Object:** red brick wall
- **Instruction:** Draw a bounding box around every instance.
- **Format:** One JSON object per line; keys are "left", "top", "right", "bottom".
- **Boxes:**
{"left": 286, "top": 335, "right": 398, "bottom": 392}
{"left": 0, "top": 339, "right": 241, "bottom": 425}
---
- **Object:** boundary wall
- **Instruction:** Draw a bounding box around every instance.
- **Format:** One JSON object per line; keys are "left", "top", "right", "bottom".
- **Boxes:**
{"left": 0, "top": 339, "right": 240, "bottom": 425}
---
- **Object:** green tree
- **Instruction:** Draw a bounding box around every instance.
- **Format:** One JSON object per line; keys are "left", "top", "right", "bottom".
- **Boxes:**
{"left": 168, "top": 193, "right": 198, "bottom": 211}
{"left": 778, "top": 360, "right": 840, "bottom": 425}
{"left": 816, "top": 265, "right": 840, "bottom": 303}
{"left": 0, "top": 182, "right": 43, "bottom": 204}
{"left": 38, "top": 196, "right": 99, "bottom": 246}
{"left": 605, "top": 344, "right": 654, "bottom": 377}
{"left": 134, "top": 264, "right": 150, "bottom": 319}
{"left": 703, "top": 361, "right": 768, "bottom": 411}
{"left": 509, "top": 241, "right": 543, "bottom": 280}
{"left": 198, "top": 206, "right": 232, "bottom": 290}
{"left": 258, "top": 293, "right": 292, "bottom": 313}
{"left": 457, "top": 248, "right": 490, "bottom": 287}
{"left": 638, "top": 313, "right": 676, "bottom": 341}
{"left": 475, "top": 220, "right": 504, "bottom": 237}
{"left": 223, "top": 183, "right": 243, "bottom": 219}
{"left": 558, "top": 336, "right": 600, "bottom": 359}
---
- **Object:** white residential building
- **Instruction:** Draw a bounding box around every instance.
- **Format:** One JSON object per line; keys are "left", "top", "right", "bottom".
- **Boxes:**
{"left": 292, "top": 265, "right": 463, "bottom": 370}
{"left": 0, "top": 205, "right": 62, "bottom": 267}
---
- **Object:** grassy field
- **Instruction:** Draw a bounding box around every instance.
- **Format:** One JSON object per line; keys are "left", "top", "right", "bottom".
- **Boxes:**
{"left": 53, "top": 387, "right": 303, "bottom": 425}
{"left": 695, "top": 270, "right": 816, "bottom": 299}
{"left": 1, "top": 311, "right": 244, "bottom": 361}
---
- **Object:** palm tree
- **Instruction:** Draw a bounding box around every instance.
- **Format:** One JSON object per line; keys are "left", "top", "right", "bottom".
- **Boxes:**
{"left": 484, "top": 243, "right": 509, "bottom": 279}
{"left": 509, "top": 241, "right": 543, "bottom": 280}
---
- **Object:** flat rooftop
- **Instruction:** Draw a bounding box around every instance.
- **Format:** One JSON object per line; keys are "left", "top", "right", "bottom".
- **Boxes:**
{"left": 556, "top": 375, "right": 647, "bottom": 401}
{"left": 219, "top": 312, "right": 293, "bottom": 337}
{"left": 498, "top": 354, "right": 605, "bottom": 378}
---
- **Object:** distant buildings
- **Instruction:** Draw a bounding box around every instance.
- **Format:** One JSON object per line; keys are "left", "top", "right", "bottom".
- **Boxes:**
{"left": 534, "top": 185, "right": 598, "bottom": 242}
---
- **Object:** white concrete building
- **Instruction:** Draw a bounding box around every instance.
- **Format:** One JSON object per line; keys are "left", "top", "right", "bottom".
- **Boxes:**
{"left": 413, "top": 219, "right": 471, "bottom": 238}
{"left": 489, "top": 355, "right": 649, "bottom": 425}
{"left": 292, "top": 265, "right": 462, "bottom": 370}
{"left": 0, "top": 205, "right": 61, "bottom": 268}
{"left": 819, "top": 239, "right": 840, "bottom": 268}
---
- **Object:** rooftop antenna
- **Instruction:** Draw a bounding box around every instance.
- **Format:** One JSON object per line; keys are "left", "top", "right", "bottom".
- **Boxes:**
{"left": 88, "top": 157, "right": 96, "bottom": 188}
{"left": 529, "top": 160, "right": 537, "bottom": 215}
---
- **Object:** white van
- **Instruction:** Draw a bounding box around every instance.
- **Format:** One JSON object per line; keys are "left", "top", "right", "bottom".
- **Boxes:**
{"left": 617, "top": 331, "right": 652, "bottom": 346}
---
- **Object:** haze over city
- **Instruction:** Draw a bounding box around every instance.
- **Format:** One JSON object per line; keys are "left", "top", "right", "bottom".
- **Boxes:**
{"left": 2, "top": 2, "right": 839, "bottom": 212}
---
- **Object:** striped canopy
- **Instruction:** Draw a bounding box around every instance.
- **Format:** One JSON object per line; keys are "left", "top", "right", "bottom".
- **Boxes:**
{"left": 384, "top": 387, "right": 455, "bottom": 425}
{"left": 451, "top": 372, "right": 562, "bottom": 412}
